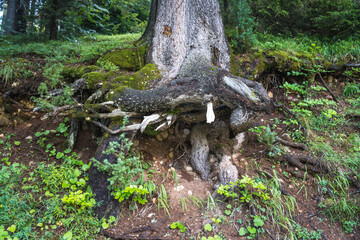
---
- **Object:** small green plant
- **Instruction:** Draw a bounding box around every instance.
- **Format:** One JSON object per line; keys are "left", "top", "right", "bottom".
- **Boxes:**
{"left": 224, "top": 204, "right": 232, "bottom": 216}
{"left": 217, "top": 175, "right": 270, "bottom": 204}
{"left": 201, "top": 235, "right": 222, "bottom": 240}
{"left": 281, "top": 82, "right": 307, "bottom": 96}
{"left": 249, "top": 125, "right": 284, "bottom": 157}
{"left": 92, "top": 123, "right": 154, "bottom": 208}
{"left": 204, "top": 223, "right": 212, "bottom": 232}
{"left": 61, "top": 190, "right": 96, "bottom": 212}
{"left": 114, "top": 185, "right": 149, "bottom": 205}
{"left": 157, "top": 184, "right": 171, "bottom": 217}
{"left": 101, "top": 216, "right": 117, "bottom": 229}
{"left": 97, "top": 57, "right": 119, "bottom": 71}
{"left": 212, "top": 217, "right": 222, "bottom": 224}
{"left": 170, "top": 221, "right": 186, "bottom": 233}
{"left": 343, "top": 82, "right": 360, "bottom": 97}
{"left": 293, "top": 224, "right": 322, "bottom": 239}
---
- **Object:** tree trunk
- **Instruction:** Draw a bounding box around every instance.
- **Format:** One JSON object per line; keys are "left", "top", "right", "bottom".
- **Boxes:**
{"left": 14, "top": 0, "right": 27, "bottom": 33}
{"left": 48, "top": 0, "right": 58, "bottom": 40}
{"left": 144, "top": 0, "right": 230, "bottom": 82}
{"left": 3, "top": 0, "right": 16, "bottom": 34}
{"left": 3, "top": 0, "right": 27, "bottom": 34}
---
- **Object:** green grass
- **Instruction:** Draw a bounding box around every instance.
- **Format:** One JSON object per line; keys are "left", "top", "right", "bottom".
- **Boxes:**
{"left": 254, "top": 33, "right": 360, "bottom": 63}
{"left": 0, "top": 33, "right": 141, "bottom": 63}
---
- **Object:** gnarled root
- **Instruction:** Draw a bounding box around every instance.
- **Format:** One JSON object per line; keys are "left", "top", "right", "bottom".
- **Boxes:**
{"left": 190, "top": 124, "right": 210, "bottom": 180}
{"left": 89, "top": 132, "right": 125, "bottom": 219}
{"left": 283, "top": 154, "right": 325, "bottom": 175}
{"left": 190, "top": 120, "right": 229, "bottom": 180}
{"left": 219, "top": 155, "right": 238, "bottom": 187}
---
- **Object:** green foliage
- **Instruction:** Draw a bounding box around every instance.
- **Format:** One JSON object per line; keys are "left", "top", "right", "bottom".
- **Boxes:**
{"left": 204, "top": 223, "right": 212, "bottom": 232}
{"left": 249, "top": 125, "right": 284, "bottom": 157}
{"left": 1, "top": 0, "right": 149, "bottom": 40}
{"left": 92, "top": 122, "right": 155, "bottom": 208}
{"left": 247, "top": 0, "right": 360, "bottom": 38}
{"left": 0, "top": 59, "right": 35, "bottom": 86}
{"left": 224, "top": 0, "right": 256, "bottom": 52}
{"left": 317, "top": 176, "right": 360, "bottom": 232}
{"left": 293, "top": 224, "right": 322, "bottom": 240}
{"left": 170, "top": 221, "right": 186, "bottom": 233}
{"left": 97, "top": 57, "right": 120, "bottom": 71}
{"left": 217, "top": 175, "right": 270, "bottom": 204}
{"left": 343, "top": 82, "right": 360, "bottom": 97}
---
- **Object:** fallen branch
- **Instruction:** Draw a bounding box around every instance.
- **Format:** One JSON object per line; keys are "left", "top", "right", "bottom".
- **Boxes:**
{"left": 100, "top": 226, "right": 170, "bottom": 240}
{"left": 91, "top": 121, "right": 141, "bottom": 134}
{"left": 41, "top": 103, "right": 84, "bottom": 120}
{"left": 317, "top": 73, "right": 339, "bottom": 103}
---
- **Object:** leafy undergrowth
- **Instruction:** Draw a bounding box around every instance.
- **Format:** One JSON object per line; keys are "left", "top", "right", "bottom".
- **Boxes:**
{"left": 0, "top": 33, "right": 360, "bottom": 239}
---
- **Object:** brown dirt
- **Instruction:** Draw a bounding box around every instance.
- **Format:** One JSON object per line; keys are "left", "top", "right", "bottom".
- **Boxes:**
{"left": 1, "top": 59, "right": 359, "bottom": 240}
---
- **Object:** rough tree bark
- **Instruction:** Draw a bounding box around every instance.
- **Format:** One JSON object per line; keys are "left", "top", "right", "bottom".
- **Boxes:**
{"left": 87, "top": 0, "right": 272, "bottom": 218}
{"left": 2, "top": 0, "right": 27, "bottom": 34}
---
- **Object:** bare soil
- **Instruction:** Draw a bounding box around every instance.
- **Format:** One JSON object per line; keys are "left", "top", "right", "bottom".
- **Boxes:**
{"left": 1, "top": 57, "right": 359, "bottom": 240}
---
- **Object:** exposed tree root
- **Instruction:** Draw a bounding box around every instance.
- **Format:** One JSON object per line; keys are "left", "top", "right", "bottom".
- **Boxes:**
{"left": 283, "top": 154, "right": 325, "bottom": 174}
{"left": 276, "top": 138, "right": 306, "bottom": 150}
{"left": 317, "top": 73, "right": 339, "bottom": 103}
{"left": 100, "top": 226, "right": 170, "bottom": 240}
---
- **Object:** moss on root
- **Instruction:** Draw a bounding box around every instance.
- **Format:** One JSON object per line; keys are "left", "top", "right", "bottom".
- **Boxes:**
{"left": 62, "top": 65, "right": 99, "bottom": 82}
{"left": 112, "top": 64, "right": 161, "bottom": 90}
{"left": 83, "top": 72, "right": 107, "bottom": 89}
{"left": 230, "top": 49, "right": 321, "bottom": 80}
{"left": 103, "top": 45, "right": 147, "bottom": 71}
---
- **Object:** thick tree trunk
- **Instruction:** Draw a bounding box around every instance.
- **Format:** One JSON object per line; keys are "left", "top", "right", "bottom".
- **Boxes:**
{"left": 48, "top": 0, "right": 58, "bottom": 40}
{"left": 3, "top": 0, "right": 16, "bottom": 34}
{"left": 89, "top": 0, "right": 272, "bottom": 218}
{"left": 144, "top": 0, "right": 230, "bottom": 83}
{"left": 3, "top": 0, "right": 27, "bottom": 34}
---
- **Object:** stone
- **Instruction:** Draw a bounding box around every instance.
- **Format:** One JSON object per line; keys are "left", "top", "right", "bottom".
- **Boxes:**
{"left": 209, "top": 155, "right": 218, "bottom": 163}
{"left": 174, "top": 185, "right": 184, "bottom": 191}
{"left": 268, "top": 91, "right": 273, "bottom": 98}
{"left": 160, "top": 130, "right": 169, "bottom": 140}
{"left": 155, "top": 134, "right": 163, "bottom": 142}
{"left": 0, "top": 115, "right": 9, "bottom": 127}
{"left": 132, "top": 140, "right": 140, "bottom": 147}
{"left": 185, "top": 166, "right": 193, "bottom": 172}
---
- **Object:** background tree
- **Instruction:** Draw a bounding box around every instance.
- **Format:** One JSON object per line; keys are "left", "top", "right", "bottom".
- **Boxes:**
{"left": 2, "top": 0, "right": 27, "bottom": 34}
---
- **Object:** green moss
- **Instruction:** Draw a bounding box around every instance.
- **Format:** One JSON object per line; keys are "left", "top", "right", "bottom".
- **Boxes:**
{"left": 103, "top": 45, "right": 147, "bottom": 71}
{"left": 62, "top": 65, "right": 98, "bottom": 82}
{"left": 106, "top": 70, "right": 117, "bottom": 78}
{"left": 230, "top": 53, "right": 242, "bottom": 76}
{"left": 144, "top": 125, "right": 159, "bottom": 136}
{"left": 113, "top": 64, "right": 161, "bottom": 90}
{"left": 83, "top": 71, "right": 107, "bottom": 89}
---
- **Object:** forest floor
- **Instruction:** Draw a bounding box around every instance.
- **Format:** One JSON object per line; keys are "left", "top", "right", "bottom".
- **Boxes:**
{"left": 0, "top": 34, "right": 359, "bottom": 240}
